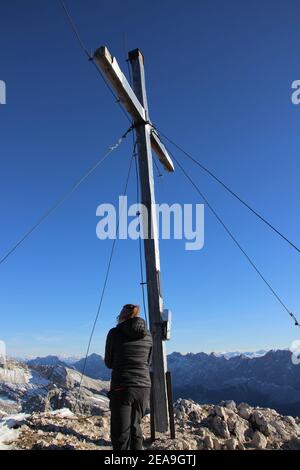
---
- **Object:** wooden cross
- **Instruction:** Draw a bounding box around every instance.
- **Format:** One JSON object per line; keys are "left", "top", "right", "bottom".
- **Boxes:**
{"left": 94, "top": 45, "right": 174, "bottom": 433}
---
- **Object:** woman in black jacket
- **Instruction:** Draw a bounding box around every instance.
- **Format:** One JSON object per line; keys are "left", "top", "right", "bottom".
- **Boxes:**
{"left": 104, "top": 304, "right": 152, "bottom": 450}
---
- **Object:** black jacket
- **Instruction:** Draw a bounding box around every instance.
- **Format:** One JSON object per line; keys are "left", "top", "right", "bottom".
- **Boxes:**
{"left": 104, "top": 317, "right": 152, "bottom": 389}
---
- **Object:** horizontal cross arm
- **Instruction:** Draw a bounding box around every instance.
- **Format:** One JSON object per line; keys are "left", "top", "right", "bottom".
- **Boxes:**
{"left": 93, "top": 45, "right": 174, "bottom": 172}
{"left": 94, "top": 46, "right": 146, "bottom": 122}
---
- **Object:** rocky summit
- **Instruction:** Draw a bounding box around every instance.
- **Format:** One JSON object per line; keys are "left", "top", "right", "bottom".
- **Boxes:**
{"left": 1, "top": 399, "right": 300, "bottom": 450}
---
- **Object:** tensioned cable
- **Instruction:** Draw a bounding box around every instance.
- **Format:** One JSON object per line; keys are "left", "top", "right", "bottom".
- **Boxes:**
{"left": 75, "top": 149, "right": 135, "bottom": 408}
{"left": 133, "top": 142, "right": 149, "bottom": 328}
{"left": 59, "top": 0, "right": 131, "bottom": 124}
{"left": 168, "top": 150, "right": 299, "bottom": 327}
{"left": 157, "top": 129, "right": 300, "bottom": 254}
{"left": 0, "top": 126, "right": 133, "bottom": 266}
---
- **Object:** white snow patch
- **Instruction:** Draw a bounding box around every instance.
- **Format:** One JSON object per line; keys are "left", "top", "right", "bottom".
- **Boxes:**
{"left": 67, "top": 369, "right": 81, "bottom": 381}
{"left": 0, "top": 426, "right": 19, "bottom": 450}
{"left": 49, "top": 408, "right": 74, "bottom": 418}
{"left": 0, "top": 413, "right": 29, "bottom": 450}
{"left": 0, "top": 394, "right": 15, "bottom": 405}
{"left": 91, "top": 395, "right": 108, "bottom": 404}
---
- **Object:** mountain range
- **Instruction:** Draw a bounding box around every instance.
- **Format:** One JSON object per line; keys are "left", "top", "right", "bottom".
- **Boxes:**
{"left": 168, "top": 350, "right": 300, "bottom": 416}
{"left": 18, "top": 348, "right": 300, "bottom": 417}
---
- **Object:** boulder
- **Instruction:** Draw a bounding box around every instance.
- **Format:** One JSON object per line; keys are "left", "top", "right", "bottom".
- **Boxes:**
{"left": 250, "top": 410, "right": 271, "bottom": 436}
{"left": 214, "top": 405, "right": 227, "bottom": 420}
{"left": 220, "top": 400, "right": 237, "bottom": 412}
{"left": 211, "top": 416, "right": 230, "bottom": 439}
{"left": 212, "top": 437, "right": 223, "bottom": 450}
{"left": 237, "top": 403, "right": 252, "bottom": 420}
{"left": 204, "top": 435, "right": 214, "bottom": 450}
{"left": 225, "top": 437, "right": 239, "bottom": 450}
{"left": 251, "top": 430, "right": 267, "bottom": 449}
{"left": 231, "top": 415, "right": 251, "bottom": 442}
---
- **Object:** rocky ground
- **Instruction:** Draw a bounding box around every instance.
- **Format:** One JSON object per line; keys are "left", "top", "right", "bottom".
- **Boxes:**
{"left": 1, "top": 399, "right": 300, "bottom": 450}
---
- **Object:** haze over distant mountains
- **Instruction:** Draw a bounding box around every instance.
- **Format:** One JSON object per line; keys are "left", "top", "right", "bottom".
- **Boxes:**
{"left": 18, "top": 349, "right": 300, "bottom": 417}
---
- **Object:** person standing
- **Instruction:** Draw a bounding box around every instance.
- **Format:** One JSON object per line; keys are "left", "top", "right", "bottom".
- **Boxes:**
{"left": 104, "top": 304, "right": 152, "bottom": 450}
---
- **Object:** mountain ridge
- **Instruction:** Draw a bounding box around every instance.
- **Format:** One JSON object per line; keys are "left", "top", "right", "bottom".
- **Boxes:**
{"left": 7, "top": 349, "right": 300, "bottom": 416}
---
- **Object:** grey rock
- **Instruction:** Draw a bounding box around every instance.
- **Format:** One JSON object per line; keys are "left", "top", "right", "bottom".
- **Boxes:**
{"left": 250, "top": 410, "right": 271, "bottom": 436}
{"left": 211, "top": 416, "right": 230, "bottom": 439}
{"left": 251, "top": 431, "right": 267, "bottom": 449}
{"left": 204, "top": 435, "right": 214, "bottom": 450}
{"left": 237, "top": 403, "right": 252, "bottom": 420}
{"left": 214, "top": 405, "right": 227, "bottom": 420}
{"left": 225, "top": 437, "right": 239, "bottom": 450}
{"left": 220, "top": 400, "right": 237, "bottom": 412}
{"left": 284, "top": 416, "right": 296, "bottom": 427}
{"left": 212, "top": 438, "right": 222, "bottom": 450}
{"left": 231, "top": 415, "right": 250, "bottom": 441}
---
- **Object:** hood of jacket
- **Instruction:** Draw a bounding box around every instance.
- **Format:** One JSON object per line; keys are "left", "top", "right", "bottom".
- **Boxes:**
{"left": 116, "top": 317, "right": 147, "bottom": 339}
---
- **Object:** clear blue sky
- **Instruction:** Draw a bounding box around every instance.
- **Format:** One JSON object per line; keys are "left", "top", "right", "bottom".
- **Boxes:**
{"left": 0, "top": 0, "right": 299, "bottom": 358}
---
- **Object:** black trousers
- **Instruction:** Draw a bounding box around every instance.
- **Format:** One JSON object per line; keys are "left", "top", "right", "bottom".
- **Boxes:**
{"left": 109, "top": 387, "right": 150, "bottom": 450}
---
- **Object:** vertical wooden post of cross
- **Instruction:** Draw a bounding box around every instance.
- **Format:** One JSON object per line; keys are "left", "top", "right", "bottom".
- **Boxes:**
{"left": 128, "top": 49, "right": 169, "bottom": 432}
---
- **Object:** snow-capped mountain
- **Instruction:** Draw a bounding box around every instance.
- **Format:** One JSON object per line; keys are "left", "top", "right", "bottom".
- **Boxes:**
{"left": 0, "top": 359, "right": 109, "bottom": 419}
{"left": 57, "top": 355, "right": 81, "bottom": 365}
{"left": 214, "top": 350, "right": 268, "bottom": 359}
